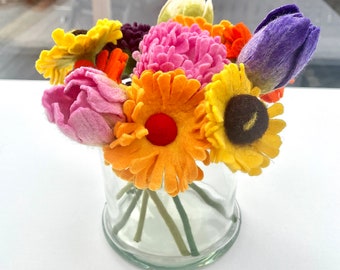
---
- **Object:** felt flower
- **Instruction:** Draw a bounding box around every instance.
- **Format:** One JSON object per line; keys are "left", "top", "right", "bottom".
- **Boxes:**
{"left": 103, "top": 69, "right": 210, "bottom": 196}
{"left": 42, "top": 67, "right": 126, "bottom": 145}
{"left": 36, "top": 19, "right": 122, "bottom": 85}
{"left": 107, "top": 22, "right": 151, "bottom": 77}
{"left": 74, "top": 48, "right": 129, "bottom": 83}
{"left": 219, "top": 20, "right": 252, "bottom": 60}
{"left": 173, "top": 16, "right": 252, "bottom": 60}
{"left": 158, "top": 0, "right": 214, "bottom": 24}
{"left": 260, "top": 87, "right": 285, "bottom": 103}
{"left": 95, "top": 48, "right": 129, "bottom": 83}
{"left": 172, "top": 15, "right": 223, "bottom": 36}
{"left": 115, "top": 22, "right": 151, "bottom": 54}
{"left": 133, "top": 21, "right": 228, "bottom": 87}
{"left": 204, "top": 63, "right": 286, "bottom": 175}
{"left": 237, "top": 4, "right": 320, "bottom": 93}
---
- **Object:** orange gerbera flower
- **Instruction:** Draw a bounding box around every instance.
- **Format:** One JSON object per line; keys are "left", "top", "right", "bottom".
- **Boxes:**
{"left": 103, "top": 69, "right": 210, "bottom": 196}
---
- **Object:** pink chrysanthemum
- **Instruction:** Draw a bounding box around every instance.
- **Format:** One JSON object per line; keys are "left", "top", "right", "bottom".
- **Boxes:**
{"left": 133, "top": 21, "right": 228, "bottom": 86}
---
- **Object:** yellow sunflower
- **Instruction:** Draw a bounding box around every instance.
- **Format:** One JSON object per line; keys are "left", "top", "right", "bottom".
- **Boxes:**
{"left": 103, "top": 69, "right": 210, "bottom": 196}
{"left": 204, "top": 63, "right": 286, "bottom": 175}
{"left": 36, "top": 19, "right": 122, "bottom": 85}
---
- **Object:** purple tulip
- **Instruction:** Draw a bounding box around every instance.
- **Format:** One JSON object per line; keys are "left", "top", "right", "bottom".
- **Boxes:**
{"left": 237, "top": 4, "right": 320, "bottom": 93}
{"left": 42, "top": 67, "right": 126, "bottom": 145}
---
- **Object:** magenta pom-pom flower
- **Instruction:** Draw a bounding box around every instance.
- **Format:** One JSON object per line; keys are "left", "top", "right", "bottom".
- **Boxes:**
{"left": 133, "top": 21, "right": 228, "bottom": 86}
{"left": 42, "top": 67, "right": 126, "bottom": 145}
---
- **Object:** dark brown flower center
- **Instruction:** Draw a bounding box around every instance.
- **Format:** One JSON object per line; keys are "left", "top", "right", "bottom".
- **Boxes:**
{"left": 72, "top": 29, "right": 88, "bottom": 36}
{"left": 224, "top": 94, "right": 269, "bottom": 145}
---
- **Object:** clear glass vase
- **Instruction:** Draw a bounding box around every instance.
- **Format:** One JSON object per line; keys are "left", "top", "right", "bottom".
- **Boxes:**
{"left": 101, "top": 162, "right": 241, "bottom": 269}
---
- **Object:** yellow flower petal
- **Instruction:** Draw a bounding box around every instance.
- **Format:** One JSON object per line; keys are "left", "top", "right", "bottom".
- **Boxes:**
{"left": 254, "top": 134, "right": 282, "bottom": 158}
{"left": 267, "top": 119, "right": 286, "bottom": 135}
{"left": 235, "top": 147, "right": 264, "bottom": 172}
{"left": 268, "top": 103, "right": 284, "bottom": 118}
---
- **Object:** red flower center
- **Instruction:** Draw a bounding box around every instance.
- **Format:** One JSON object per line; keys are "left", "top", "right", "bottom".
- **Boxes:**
{"left": 145, "top": 113, "right": 178, "bottom": 146}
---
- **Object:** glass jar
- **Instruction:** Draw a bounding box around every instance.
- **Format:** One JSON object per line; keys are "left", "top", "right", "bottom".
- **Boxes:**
{"left": 101, "top": 162, "right": 241, "bottom": 269}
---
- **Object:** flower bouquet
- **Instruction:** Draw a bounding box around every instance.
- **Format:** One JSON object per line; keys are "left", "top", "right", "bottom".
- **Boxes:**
{"left": 36, "top": 0, "right": 319, "bottom": 269}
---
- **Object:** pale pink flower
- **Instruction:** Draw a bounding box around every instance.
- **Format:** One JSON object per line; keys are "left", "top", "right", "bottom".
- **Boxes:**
{"left": 42, "top": 67, "right": 126, "bottom": 145}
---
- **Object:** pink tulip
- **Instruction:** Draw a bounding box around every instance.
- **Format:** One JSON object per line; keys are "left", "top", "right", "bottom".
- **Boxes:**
{"left": 42, "top": 67, "right": 126, "bottom": 145}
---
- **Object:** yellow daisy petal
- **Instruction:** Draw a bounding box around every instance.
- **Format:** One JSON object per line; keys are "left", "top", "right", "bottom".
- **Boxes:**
{"left": 253, "top": 134, "right": 281, "bottom": 158}
{"left": 268, "top": 103, "right": 284, "bottom": 118}
{"left": 267, "top": 119, "right": 286, "bottom": 135}
{"left": 235, "top": 147, "right": 264, "bottom": 172}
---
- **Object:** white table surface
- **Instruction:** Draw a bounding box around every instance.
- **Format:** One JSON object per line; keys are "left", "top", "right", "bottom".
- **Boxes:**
{"left": 1, "top": 80, "right": 340, "bottom": 270}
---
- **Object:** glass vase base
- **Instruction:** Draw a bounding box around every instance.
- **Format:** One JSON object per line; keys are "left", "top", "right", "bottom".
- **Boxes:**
{"left": 102, "top": 201, "right": 241, "bottom": 270}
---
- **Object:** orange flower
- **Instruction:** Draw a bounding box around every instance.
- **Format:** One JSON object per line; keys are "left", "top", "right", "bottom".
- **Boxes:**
{"left": 220, "top": 20, "right": 252, "bottom": 60}
{"left": 260, "top": 79, "right": 294, "bottom": 103}
{"left": 173, "top": 15, "right": 252, "bottom": 60}
{"left": 260, "top": 87, "right": 285, "bottom": 103}
{"left": 95, "top": 48, "right": 128, "bottom": 83}
{"left": 74, "top": 48, "right": 128, "bottom": 83}
{"left": 173, "top": 15, "right": 224, "bottom": 37}
{"left": 103, "top": 69, "right": 210, "bottom": 196}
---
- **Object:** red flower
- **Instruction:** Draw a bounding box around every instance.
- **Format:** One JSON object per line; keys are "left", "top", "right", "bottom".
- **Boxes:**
{"left": 260, "top": 87, "right": 285, "bottom": 103}
{"left": 221, "top": 21, "right": 252, "bottom": 60}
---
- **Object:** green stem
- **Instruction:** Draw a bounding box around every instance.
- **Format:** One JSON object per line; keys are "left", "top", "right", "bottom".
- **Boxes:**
{"left": 134, "top": 191, "right": 149, "bottom": 242}
{"left": 116, "top": 182, "right": 134, "bottom": 200}
{"left": 173, "top": 196, "right": 200, "bottom": 256}
{"left": 113, "top": 189, "right": 142, "bottom": 234}
{"left": 190, "top": 183, "right": 227, "bottom": 217}
{"left": 147, "top": 190, "right": 190, "bottom": 256}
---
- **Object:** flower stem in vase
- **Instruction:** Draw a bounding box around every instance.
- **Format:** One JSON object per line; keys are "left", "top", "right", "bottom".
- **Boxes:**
{"left": 190, "top": 182, "right": 227, "bottom": 217}
{"left": 113, "top": 189, "right": 142, "bottom": 234}
{"left": 147, "top": 190, "right": 191, "bottom": 256}
{"left": 173, "top": 195, "right": 200, "bottom": 256}
{"left": 116, "top": 182, "right": 134, "bottom": 200}
{"left": 133, "top": 191, "right": 149, "bottom": 242}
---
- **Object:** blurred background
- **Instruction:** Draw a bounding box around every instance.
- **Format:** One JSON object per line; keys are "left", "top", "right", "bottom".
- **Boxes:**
{"left": 0, "top": 0, "right": 339, "bottom": 87}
